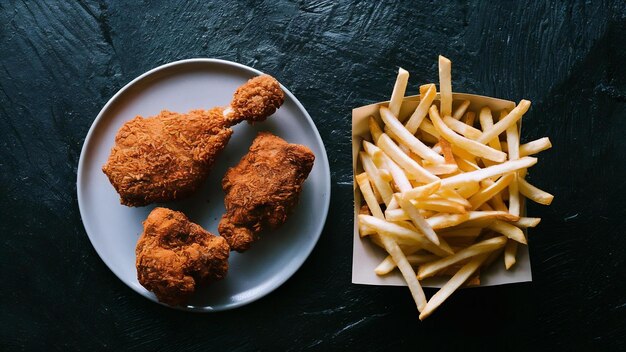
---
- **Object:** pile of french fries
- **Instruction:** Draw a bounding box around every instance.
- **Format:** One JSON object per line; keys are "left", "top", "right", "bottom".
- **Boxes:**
{"left": 356, "top": 56, "right": 554, "bottom": 320}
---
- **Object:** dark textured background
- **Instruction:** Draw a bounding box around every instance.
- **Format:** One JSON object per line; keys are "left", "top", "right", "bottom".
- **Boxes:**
{"left": 1, "top": 1, "right": 625, "bottom": 350}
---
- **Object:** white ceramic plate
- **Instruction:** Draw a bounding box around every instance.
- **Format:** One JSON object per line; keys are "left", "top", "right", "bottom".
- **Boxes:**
{"left": 77, "top": 59, "right": 331, "bottom": 311}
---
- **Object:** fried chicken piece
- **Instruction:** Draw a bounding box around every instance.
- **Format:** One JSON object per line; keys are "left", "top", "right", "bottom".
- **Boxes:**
{"left": 136, "top": 207, "right": 230, "bottom": 306}
{"left": 102, "top": 75, "right": 285, "bottom": 207}
{"left": 218, "top": 132, "right": 315, "bottom": 252}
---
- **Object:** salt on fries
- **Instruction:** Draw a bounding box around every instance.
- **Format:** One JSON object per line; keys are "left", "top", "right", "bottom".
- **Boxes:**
{"left": 355, "top": 56, "right": 553, "bottom": 319}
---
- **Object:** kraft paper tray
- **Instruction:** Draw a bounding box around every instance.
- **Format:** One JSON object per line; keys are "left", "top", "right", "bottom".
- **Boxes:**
{"left": 352, "top": 93, "right": 531, "bottom": 288}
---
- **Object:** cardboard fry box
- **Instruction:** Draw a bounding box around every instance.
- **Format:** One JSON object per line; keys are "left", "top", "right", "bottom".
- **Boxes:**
{"left": 352, "top": 93, "right": 532, "bottom": 287}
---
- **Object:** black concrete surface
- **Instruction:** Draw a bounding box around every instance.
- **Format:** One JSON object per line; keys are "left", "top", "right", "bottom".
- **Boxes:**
{"left": 1, "top": 1, "right": 625, "bottom": 350}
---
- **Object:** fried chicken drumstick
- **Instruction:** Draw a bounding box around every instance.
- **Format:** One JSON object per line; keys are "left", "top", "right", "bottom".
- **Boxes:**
{"left": 103, "top": 75, "right": 285, "bottom": 207}
{"left": 218, "top": 132, "right": 315, "bottom": 252}
{"left": 136, "top": 207, "right": 230, "bottom": 306}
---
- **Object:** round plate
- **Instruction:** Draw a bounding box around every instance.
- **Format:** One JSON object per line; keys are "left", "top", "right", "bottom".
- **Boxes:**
{"left": 77, "top": 59, "right": 331, "bottom": 311}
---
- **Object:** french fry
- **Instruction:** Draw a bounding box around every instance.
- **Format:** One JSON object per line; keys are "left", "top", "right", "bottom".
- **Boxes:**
{"left": 380, "top": 107, "right": 445, "bottom": 163}
{"left": 429, "top": 105, "right": 507, "bottom": 162}
{"left": 508, "top": 174, "right": 521, "bottom": 214}
{"left": 506, "top": 117, "right": 521, "bottom": 217}
{"left": 450, "top": 145, "right": 478, "bottom": 164}
{"left": 487, "top": 220, "right": 526, "bottom": 244}
{"left": 356, "top": 173, "right": 385, "bottom": 219}
{"left": 504, "top": 240, "right": 518, "bottom": 270}
{"left": 389, "top": 68, "right": 409, "bottom": 118}
{"left": 370, "top": 233, "right": 425, "bottom": 254}
{"left": 406, "top": 84, "right": 437, "bottom": 134}
{"left": 468, "top": 210, "right": 518, "bottom": 222}
{"left": 360, "top": 152, "right": 393, "bottom": 205}
{"left": 398, "top": 196, "right": 440, "bottom": 245}
{"left": 385, "top": 207, "right": 439, "bottom": 222}
{"left": 395, "top": 220, "right": 454, "bottom": 255}
{"left": 374, "top": 245, "right": 423, "bottom": 275}
{"left": 462, "top": 111, "right": 476, "bottom": 126}
{"left": 359, "top": 215, "right": 422, "bottom": 242}
{"left": 490, "top": 194, "right": 509, "bottom": 212}
{"left": 363, "top": 140, "right": 385, "bottom": 166}
{"left": 440, "top": 157, "right": 537, "bottom": 189}
{"left": 384, "top": 125, "right": 403, "bottom": 146}
{"left": 435, "top": 188, "right": 471, "bottom": 208}
{"left": 370, "top": 180, "right": 383, "bottom": 204}
{"left": 441, "top": 211, "right": 518, "bottom": 229}
{"left": 378, "top": 168, "right": 393, "bottom": 182}
{"left": 370, "top": 233, "right": 428, "bottom": 258}
{"left": 419, "top": 83, "right": 432, "bottom": 97}
{"left": 374, "top": 256, "right": 397, "bottom": 275}
{"left": 358, "top": 215, "right": 451, "bottom": 256}
{"left": 369, "top": 116, "right": 383, "bottom": 143}
{"left": 438, "top": 55, "right": 452, "bottom": 117}
{"left": 455, "top": 156, "right": 481, "bottom": 172}
{"left": 438, "top": 139, "right": 456, "bottom": 164}
{"left": 479, "top": 107, "right": 502, "bottom": 151}
{"left": 384, "top": 156, "right": 413, "bottom": 192}
{"left": 420, "top": 209, "right": 437, "bottom": 219}
{"left": 401, "top": 180, "right": 441, "bottom": 201}
{"left": 419, "top": 119, "right": 441, "bottom": 139}
{"left": 387, "top": 196, "right": 399, "bottom": 210}
{"left": 452, "top": 100, "right": 471, "bottom": 120}
{"left": 419, "top": 253, "right": 489, "bottom": 320}
{"left": 443, "top": 116, "right": 483, "bottom": 140}
{"left": 518, "top": 178, "right": 554, "bottom": 205}
{"left": 481, "top": 177, "right": 507, "bottom": 206}
{"left": 375, "top": 252, "right": 439, "bottom": 275}
{"left": 511, "top": 217, "right": 541, "bottom": 228}
{"left": 468, "top": 173, "right": 515, "bottom": 210}
{"left": 476, "top": 100, "right": 530, "bottom": 145}
{"left": 519, "top": 137, "right": 552, "bottom": 157}
{"left": 384, "top": 208, "right": 409, "bottom": 222}
{"left": 456, "top": 181, "right": 480, "bottom": 198}
{"left": 377, "top": 134, "right": 439, "bottom": 183}
{"left": 426, "top": 213, "right": 471, "bottom": 230}
{"left": 398, "top": 143, "right": 414, "bottom": 159}
{"left": 417, "top": 236, "right": 507, "bottom": 279}
{"left": 358, "top": 222, "right": 377, "bottom": 237}
{"left": 380, "top": 234, "right": 427, "bottom": 311}
{"left": 423, "top": 163, "right": 458, "bottom": 175}
{"left": 364, "top": 141, "right": 413, "bottom": 193}
{"left": 412, "top": 199, "right": 467, "bottom": 214}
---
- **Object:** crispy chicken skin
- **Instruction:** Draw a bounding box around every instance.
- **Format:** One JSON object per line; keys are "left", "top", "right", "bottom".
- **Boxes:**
{"left": 136, "top": 207, "right": 230, "bottom": 306}
{"left": 102, "top": 75, "right": 284, "bottom": 207}
{"left": 218, "top": 132, "right": 315, "bottom": 252}
{"left": 226, "top": 74, "right": 285, "bottom": 125}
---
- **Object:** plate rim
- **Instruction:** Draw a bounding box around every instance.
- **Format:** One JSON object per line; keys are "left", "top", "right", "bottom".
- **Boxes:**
{"left": 76, "top": 58, "right": 331, "bottom": 312}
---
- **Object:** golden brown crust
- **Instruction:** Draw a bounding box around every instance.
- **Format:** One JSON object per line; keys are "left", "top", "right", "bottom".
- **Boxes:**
{"left": 102, "top": 74, "right": 285, "bottom": 207}
{"left": 102, "top": 108, "right": 232, "bottom": 206}
{"left": 228, "top": 75, "right": 285, "bottom": 125}
{"left": 218, "top": 132, "right": 315, "bottom": 252}
{"left": 136, "top": 207, "right": 230, "bottom": 306}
